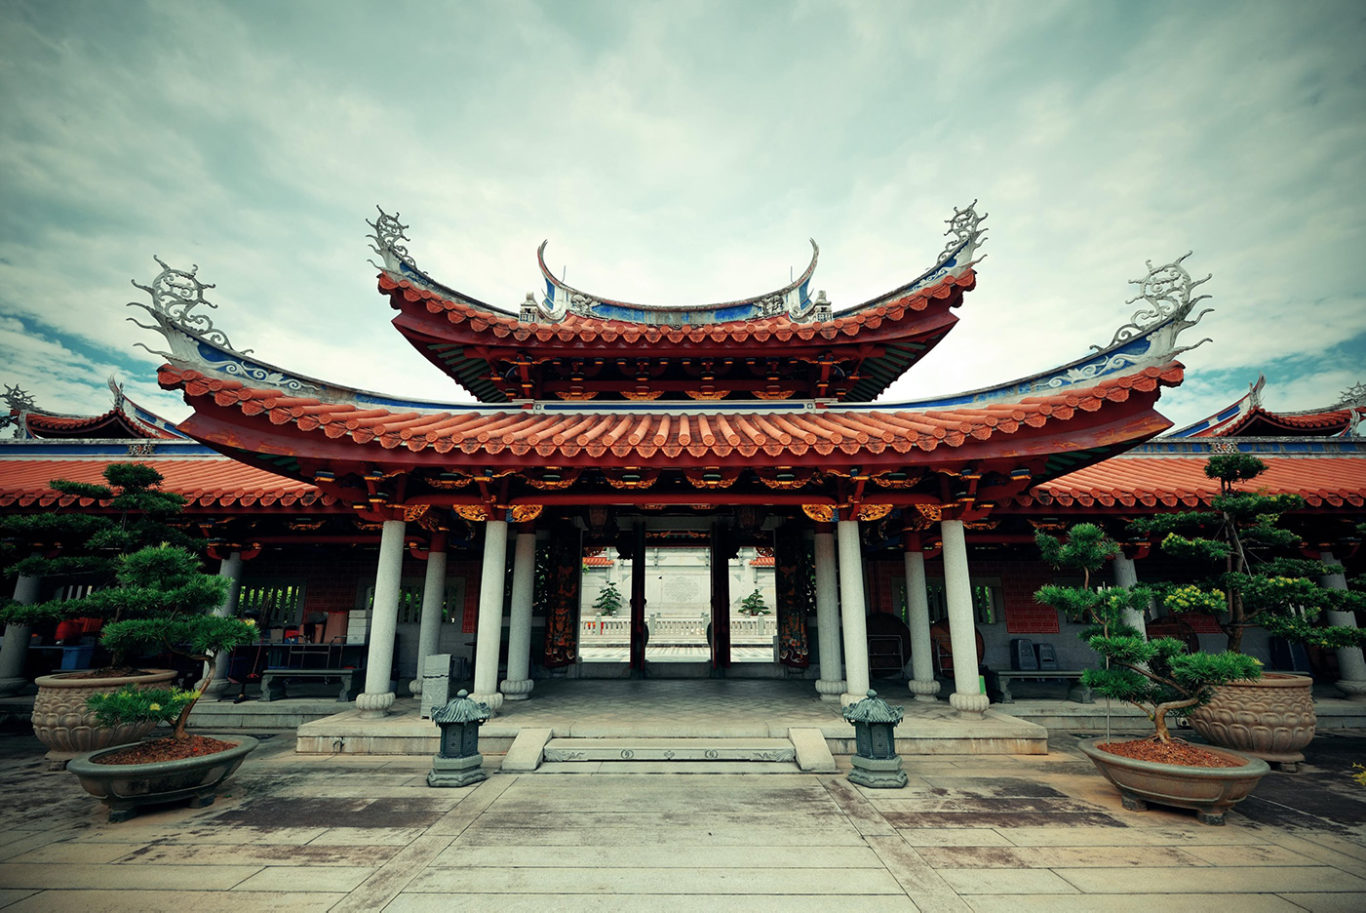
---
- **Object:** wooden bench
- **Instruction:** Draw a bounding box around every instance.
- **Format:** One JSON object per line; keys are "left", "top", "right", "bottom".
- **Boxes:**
{"left": 995, "top": 670, "right": 1093, "bottom": 704}
{"left": 260, "top": 668, "right": 359, "bottom": 702}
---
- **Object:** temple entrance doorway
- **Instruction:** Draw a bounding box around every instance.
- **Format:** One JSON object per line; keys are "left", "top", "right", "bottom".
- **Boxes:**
{"left": 576, "top": 544, "right": 778, "bottom": 674}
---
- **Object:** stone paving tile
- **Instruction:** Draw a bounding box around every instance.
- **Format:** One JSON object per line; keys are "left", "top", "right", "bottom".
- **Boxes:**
{"left": 1057, "top": 865, "right": 1366, "bottom": 894}
{"left": 881, "top": 810, "right": 1127, "bottom": 829}
{"left": 1288, "top": 832, "right": 1366, "bottom": 863}
{"left": 69, "top": 824, "right": 328, "bottom": 845}
{"left": 430, "top": 844, "right": 882, "bottom": 868}
{"left": 6, "top": 841, "right": 138, "bottom": 864}
{"left": 0, "top": 861, "right": 262, "bottom": 890}
{"left": 936, "top": 867, "right": 1080, "bottom": 894}
{"left": 862, "top": 834, "right": 973, "bottom": 913}
{"left": 896, "top": 827, "right": 1014, "bottom": 847}
{"left": 383, "top": 894, "right": 921, "bottom": 913}
{"left": 405, "top": 864, "right": 907, "bottom": 895}
{"left": 112, "top": 842, "right": 401, "bottom": 867}
{"left": 0, "top": 889, "right": 346, "bottom": 913}
{"left": 997, "top": 825, "right": 1266, "bottom": 846}
{"left": 1274, "top": 892, "right": 1366, "bottom": 912}
{"left": 453, "top": 824, "right": 869, "bottom": 846}
{"left": 964, "top": 893, "right": 1305, "bottom": 913}
{"left": 231, "top": 864, "right": 375, "bottom": 892}
{"left": 307, "top": 826, "right": 430, "bottom": 846}
{"left": 330, "top": 833, "right": 454, "bottom": 913}
{"left": 1267, "top": 833, "right": 1366, "bottom": 869}
{"left": 206, "top": 796, "right": 458, "bottom": 829}
{"left": 1179, "top": 842, "right": 1326, "bottom": 866}
{"left": 918, "top": 844, "right": 1204, "bottom": 868}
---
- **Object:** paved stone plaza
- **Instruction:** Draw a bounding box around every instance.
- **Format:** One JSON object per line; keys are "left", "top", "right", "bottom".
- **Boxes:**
{"left": 1, "top": 723, "right": 1365, "bottom": 912}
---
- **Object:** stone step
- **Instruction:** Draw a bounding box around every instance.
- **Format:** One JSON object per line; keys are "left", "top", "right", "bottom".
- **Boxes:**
{"left": 543, "top": 737, "right": 796, "bottom": 764}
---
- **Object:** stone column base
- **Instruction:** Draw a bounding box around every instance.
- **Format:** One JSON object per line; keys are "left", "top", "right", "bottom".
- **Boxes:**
{"left": 500, "top": 678, "right": 533, "bottom": 701}
{"left": 950, "top": 691, "right": 990, "bottom": 715}
{"left": 848, "top": 754, "right": 907, "bottom": 789}
{"left": 355, "top": 691, "right": 395, "bottom": 719}
{"left": 408, "top": 679, "right": 424, "bottom": 695}
{"left": 470, "top": 691, "right": 504, "bottom": 714}
{"left": 908, "top": 678, "right": 941, "bottom": 702}
{"left": 1335, "top": 679, "right": 1366, "bottom": 701}
{"left": 815, "top": 679, "right": 845, "bottom": 703}
{"left": 427, "top": 752, "right": 487, "bottom": 788}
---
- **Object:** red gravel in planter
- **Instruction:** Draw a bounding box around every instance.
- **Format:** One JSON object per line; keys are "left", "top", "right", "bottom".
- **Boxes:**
{"left": 1098, "top": 737, "right": 1245, "bottom": 768}
{"left": 95, "top": 735, "right": 237, "bottom": 765}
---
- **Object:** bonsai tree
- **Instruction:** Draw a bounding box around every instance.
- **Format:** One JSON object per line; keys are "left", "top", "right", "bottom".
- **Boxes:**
{"left": 592, "top": 580, "right": 623, "bottom": 616}
{"left": 1035, "top": 523, "right": 1260, "bottom": 742}
{"left": 0, "top": 463, "right": 254, "bottom": 743}
{"left": 0, "top": 462, "right": 199, "bottom": 665}
{"left": 1126, "top": 455, "right": 1366, "bottom": 655}
{"left": 739, "top": 589, "right": 771, "bottom": 616}
{"left": 85, "top": 544, "right": 255, "bottom": 742}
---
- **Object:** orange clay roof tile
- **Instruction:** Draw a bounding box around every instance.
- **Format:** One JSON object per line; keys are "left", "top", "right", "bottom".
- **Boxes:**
{"left": 156, "top": 360, "right": 1182, "bottom": 463}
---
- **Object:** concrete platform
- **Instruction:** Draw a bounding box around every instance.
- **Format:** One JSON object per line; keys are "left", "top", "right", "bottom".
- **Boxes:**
{"left": 295, "top": 679, "right": 1051, "bottom": 757}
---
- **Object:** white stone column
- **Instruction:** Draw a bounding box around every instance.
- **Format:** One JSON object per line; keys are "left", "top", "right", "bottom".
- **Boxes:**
{"left": 356, "top": 519, "right": 406, "bottom": 719}
{"left": 813, "top": 528, "right": 844, "bottom": 702}
{"left": 0, "top": 574, "right": 39, "bottom": 696}
{"left": 1112, "top": 554, "right": 1149, "bottom": 637}
{"left": 408, "top": 541, "right": 447, "bottom": 695}
{"left": 1321, "top": 550, "right": 1366, "bottom": 700}
{"left": 471, "top": 518, "right": 508, "bottom": 713}
{"left": 500, "top": 530, "right": 537, "bottom": 701}
{"left": 904, "top": 545, "right": 939, "bottom": 702}
{"left": 837, "top": 518, "right": 871, "bottom": 706}
{"left": 942, "top": 519, "right": 989, "bottom": 715}
{"left": 201, "top": 552, "right": 244, "bottom": 696}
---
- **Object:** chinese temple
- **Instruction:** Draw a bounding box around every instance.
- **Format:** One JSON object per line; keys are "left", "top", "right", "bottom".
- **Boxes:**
{"left": 3, "top": 203, "right": 1364, "bottom": 721}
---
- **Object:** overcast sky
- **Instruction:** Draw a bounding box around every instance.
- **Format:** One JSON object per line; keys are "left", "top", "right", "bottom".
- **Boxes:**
{"left": 2, "top": 0, "right": 1363, "bottom": 432}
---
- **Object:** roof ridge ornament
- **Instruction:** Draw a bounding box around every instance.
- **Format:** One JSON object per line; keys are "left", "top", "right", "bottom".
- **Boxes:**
{"left": 126, "top": 256, "right": 251, "bottom": 359}
{"left": 366, "top": 206, "right": 417, "bottom": 275}
{"left": 940, "top": 200, "right": 988, "bottom": 266}
{"left": 1095, "top": 252, "right": 1212, "bottom": 357}
{"left": 1, "top": 383, "right": 37, "bottom": 438}
{"left": 1335, "top": 381, "right": 1366, "bottom": 410}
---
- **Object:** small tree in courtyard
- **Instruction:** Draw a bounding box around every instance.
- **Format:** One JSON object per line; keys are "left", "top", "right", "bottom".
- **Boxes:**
{"left": 739, "top": 589, "right": 771, "bottom": 616}
{"left": 1126, "top": 455, "right": 1366, "bottom": 655}
{"left": 1035, "top": 523, "right": 1260, "bottom": 742}
{"left": 592, "top": 580, "right": 623, "bottom": 616}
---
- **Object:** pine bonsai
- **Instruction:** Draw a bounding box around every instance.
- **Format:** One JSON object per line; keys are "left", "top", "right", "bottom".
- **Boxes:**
{"left": 592, "top": 580, "right": 623, "bottom": 616}
{"left": 0, "top": 463, "right": 255, "bottom": 742}
{"left": 1035, "top": 523, "right": 1260, "bottom": 742}
{"left": 739, "top": 589, "right": 771, "bottom": 616}
{"left": 1126, "top": 455, "right": 1366, "bottom": 655}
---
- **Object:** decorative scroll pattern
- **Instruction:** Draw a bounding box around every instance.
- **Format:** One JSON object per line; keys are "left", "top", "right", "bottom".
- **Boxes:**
{"left": 365, "top": 207, "right": 417, "bottom": 274}
{"left": 773, "top": 524, "right": 811, "bottom": 670}
{"left": 1095, "top": 252, "right": 1212, "bottom": 352}
{"left": 685, "top": 468, "right": 740, "bottom": 489}
{"left": 127, "top": 256, "right": 247, "bottom": 355}
{"left": 916, "top": 504, "right": 943, "bottom": 522}
{"left": 542, "top": 526, "right": 583, "bottom": 668}
{"left": 510, "top": 504, "right": 543, "bottom": 523}
{"left": 870, "top": 470, "right": 924, "bottom": 489}
{"left": 1336, "top": 381, "right": 1366, "bottom": 408}
{"left": 756, "top": 469, "right": 815, "bottom": 490}
{"left": 525, "top": 469, "right": 581, "bottom": 490}
{"left": 857, "top": 504, "right": 893, "bottom": 522}
{"left": 605, "top": 469, "right": 660, "bottom": 490}
{"left": 801, "top": 504, "right": 836, "bottom": 523}
{"left": 684, "top": 390, "right": 730, "bottom": 401}
{"left": 199, "top": 353, "right": 319, "bottom": 394}
{"left": 454, "top": 505, "right": 490, "bottom": 522}
{"left": 425, "top": 475, "right": 473, "bottom": 490}
{"left": 940, "top": 200, "right": 989, "bottom": 262}
{"left": 402, "top": 504, "right": 430, "bottom": 523}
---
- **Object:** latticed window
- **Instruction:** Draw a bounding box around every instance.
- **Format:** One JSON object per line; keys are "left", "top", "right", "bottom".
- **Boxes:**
{"left": 365, "top": 581, "right": 465, "bottom": 624}
{"left": 238, "top": 581, "right": 306, "bottom": 629}
{"left": 897, "top": 579, "right": 1000, "bottom": 625}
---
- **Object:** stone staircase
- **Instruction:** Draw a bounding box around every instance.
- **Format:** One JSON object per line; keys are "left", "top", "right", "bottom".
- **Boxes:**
{"left": 502, "top": 727, "right": 836, "bottom": 773}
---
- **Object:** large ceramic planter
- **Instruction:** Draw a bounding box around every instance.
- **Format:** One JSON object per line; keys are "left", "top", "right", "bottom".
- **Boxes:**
{"left": 32, "top": 669, "right": 177, "bottom": 769}
{"left": 1189, "top": 673, "right": 1316, "bottom": 770}
{"left": 1079, "top": 737, "right": 1269, "bottom": 825}
{"left": 67, "top": 734, "right": 259, "bottom": 822}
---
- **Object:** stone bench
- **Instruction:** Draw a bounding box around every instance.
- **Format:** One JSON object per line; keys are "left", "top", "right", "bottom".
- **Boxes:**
{"left": 260, "top": 668, "right": 360, "bottom": 702}
{"left": 995, "top": 670, "right": 1093, "bottom": 704}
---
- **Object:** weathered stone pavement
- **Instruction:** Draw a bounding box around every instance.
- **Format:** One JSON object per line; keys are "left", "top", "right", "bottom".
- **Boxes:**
{"left": 1, "top": 729, "right": 1364, "bottom": 912}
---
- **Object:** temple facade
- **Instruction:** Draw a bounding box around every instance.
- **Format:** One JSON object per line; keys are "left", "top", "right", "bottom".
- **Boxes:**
{"left": 3, "top": 204, "right": 1364, "bottom": 711}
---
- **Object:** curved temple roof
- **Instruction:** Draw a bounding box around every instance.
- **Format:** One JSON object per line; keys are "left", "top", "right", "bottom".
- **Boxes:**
{"left": 2, "top": 378, "right": 186, "bottom": 441}
{"left": 1168, "top": 375, "right": 1365, "bottom": 438}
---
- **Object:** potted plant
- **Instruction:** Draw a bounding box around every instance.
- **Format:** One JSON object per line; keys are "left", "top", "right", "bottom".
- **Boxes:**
{"left": 1126, "top": 455, "right": 1366, "bottom": 768}
{"left": 739, "top": 589, "right": 772, "bottom": 616}
{"left": 1035, "top": 523, "right": 1268, "bottom": 825}
{"left": 63, "top": 543, "right": 257, "bottom": 821}
{"left": 592, "top": 580, "right": 623, "bottom": 617}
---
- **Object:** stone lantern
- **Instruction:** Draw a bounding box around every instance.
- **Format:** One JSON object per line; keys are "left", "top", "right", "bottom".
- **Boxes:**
{"left": 427, "top": 690, "right": 492, "bottom": 788}
{"left": 841, "top": 689, "right": 907, "bottom": 788}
